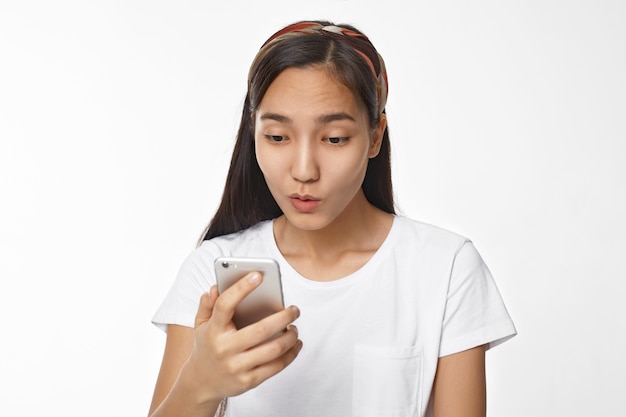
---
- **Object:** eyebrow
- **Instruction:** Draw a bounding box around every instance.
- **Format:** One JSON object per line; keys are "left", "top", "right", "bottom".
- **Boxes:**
{"left": 259, "top": 112, "right": 291, "bottom": 123}
{"left": 258, "top": 112, "right": 356, "bottom": 124}
{"left": 316, "top": 112, "right": 356, "bottom": 124}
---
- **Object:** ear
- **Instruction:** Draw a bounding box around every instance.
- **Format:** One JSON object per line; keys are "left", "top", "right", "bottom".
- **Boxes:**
{"left": 368, "top": 113, "right": 387, "bottom": 158}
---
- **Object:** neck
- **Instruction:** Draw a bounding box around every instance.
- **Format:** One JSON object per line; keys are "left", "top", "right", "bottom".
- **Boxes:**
{"left": 274, "top": 191, "right": 392, "bottom": 260}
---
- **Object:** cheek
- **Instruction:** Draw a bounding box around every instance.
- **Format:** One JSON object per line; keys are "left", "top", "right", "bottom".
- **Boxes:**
{"left": 255, "top": 143, "right": 281, "bottom": 182}
{"left": 254, "top": 138, "right": 268, "bottom": 170}
{"left": 325, "top": 151, "right": 370, "bottom": 188}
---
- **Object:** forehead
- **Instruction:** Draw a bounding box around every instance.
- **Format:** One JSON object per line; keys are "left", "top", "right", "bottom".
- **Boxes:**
{"left": 258, "top": 66, "right": 366, "bottom": 118}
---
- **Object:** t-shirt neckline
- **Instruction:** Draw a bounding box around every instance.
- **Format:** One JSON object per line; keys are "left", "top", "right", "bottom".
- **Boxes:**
{"left": 263, "top": 215, "right": 399, "bottom": 289}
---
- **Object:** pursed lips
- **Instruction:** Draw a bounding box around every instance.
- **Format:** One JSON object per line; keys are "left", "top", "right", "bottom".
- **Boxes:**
{"left": 289, "top": 193, "right": 320, "bottom": 201}
{"left": 288, "top": 194, "right": 321, "bottom": 212}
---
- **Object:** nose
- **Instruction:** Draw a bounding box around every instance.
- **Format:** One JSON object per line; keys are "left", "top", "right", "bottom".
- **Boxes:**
{"left": 290, "top": 141, "right": 320, "bottom": 183}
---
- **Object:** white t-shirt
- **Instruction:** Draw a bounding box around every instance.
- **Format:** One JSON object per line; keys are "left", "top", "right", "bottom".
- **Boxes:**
{"left": 152, "top": 216, "right": 516, "bottom": 417}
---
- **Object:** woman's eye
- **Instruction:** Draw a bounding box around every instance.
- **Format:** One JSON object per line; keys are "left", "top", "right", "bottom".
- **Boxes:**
{"left": 265, "top": 135, "right": 287, "bottom": 142}
{"left": 326, "top": 137, "right": 349, "bottom": 145}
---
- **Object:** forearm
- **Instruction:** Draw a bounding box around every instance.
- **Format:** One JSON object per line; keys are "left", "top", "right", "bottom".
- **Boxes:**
{"left": 149, "top": 362, "right": 222, "bottom": 417}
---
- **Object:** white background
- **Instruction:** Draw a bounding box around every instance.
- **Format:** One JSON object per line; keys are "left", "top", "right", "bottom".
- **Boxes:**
{"left": 1, "top": 1, "right": 624, "bottom": 415}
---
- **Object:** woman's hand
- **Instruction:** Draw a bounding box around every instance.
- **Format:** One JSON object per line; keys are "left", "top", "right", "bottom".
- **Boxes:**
{"left": 148, "top": 272, "right": 302, "bottom": 417}
{"left": 181, "top": 272, "right": 302, "bottom": 405}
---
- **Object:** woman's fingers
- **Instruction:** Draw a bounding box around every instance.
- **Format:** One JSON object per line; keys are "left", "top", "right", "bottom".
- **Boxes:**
{"left": 234, "top": 322, "right": 301, "bottom": 370}
{"left": 194, "top": 286, "right": 219, "bottom": 328}
{"left": 225, "top": 327, "right": 304, "bottom": 391}
{"left": 234, "top": 305, "right": 301, "bottom": 350}
{"left": 249, "top": 335, "right": 303, "bottom": 388}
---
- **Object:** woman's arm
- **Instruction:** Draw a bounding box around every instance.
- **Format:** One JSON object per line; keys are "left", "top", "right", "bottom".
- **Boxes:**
{"left": 148, "top": 288, "right": 222, "bottom": 417}
{"left": 431, "top": 345, "right": 487, "bottom": 417}
{"left": 148, "top": 323, "right": 207, "bottom": 416}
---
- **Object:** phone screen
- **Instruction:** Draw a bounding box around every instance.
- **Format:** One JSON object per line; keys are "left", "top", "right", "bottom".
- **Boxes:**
{"left": 214, "top": 257, "right": 284, "bottom": 329}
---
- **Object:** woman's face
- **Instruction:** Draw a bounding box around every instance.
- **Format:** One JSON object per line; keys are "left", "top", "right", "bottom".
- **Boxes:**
{"left": 254, "top": 66, "right": 385, "bottom": 231}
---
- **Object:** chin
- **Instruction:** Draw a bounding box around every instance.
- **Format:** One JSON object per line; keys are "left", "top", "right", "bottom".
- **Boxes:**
{"left": 282, "top": 212, "right": 334, "bottom": 232}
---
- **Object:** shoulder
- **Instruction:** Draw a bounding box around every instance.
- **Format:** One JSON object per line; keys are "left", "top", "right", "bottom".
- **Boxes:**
{"left": 391, "top": 215, "right": 470, "bottom": 256}
{"left": 190, "top": 220, "right": 274, "bottom": 263}
{"left": 386, "top": 216, "right": 493, "bottom": 282}
{"left": 173, "top": 220, "right": 274, "bottom": 285}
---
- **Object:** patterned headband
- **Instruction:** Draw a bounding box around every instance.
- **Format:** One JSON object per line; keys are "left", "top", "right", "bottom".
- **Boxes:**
{"left": 251, "top": 22, "right": 388, "bottom": 114}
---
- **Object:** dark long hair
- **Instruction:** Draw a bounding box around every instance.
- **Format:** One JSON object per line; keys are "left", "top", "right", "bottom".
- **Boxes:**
{"left": 200, "top": 21, "right": 394, "bottom": 242}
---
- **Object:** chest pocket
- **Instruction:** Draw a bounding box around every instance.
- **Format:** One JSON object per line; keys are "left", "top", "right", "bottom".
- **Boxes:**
{"left": 352, "top": 345, "right": 423, "bottom": 417}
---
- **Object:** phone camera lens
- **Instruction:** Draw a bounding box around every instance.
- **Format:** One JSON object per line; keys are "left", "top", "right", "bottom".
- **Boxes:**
{"left": 221, "top": 261, "right": 230, "bottom": 268}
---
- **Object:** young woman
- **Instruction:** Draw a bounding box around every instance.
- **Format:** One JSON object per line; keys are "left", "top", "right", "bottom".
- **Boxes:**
{"left": 148, "top": 21, "right": 516, "bottom": 417}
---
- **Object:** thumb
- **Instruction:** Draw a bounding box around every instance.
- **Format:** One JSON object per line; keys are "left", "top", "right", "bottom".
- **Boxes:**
{"left": 194, "top": 285, "right": 218, "bottom": 328}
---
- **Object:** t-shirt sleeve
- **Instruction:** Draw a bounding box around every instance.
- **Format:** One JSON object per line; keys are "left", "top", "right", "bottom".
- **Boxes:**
{"left": 151, "top": 246, "right": 216, "bottom": 332}
{"left": 439, "top": 241, "right": 516, "bottom": 357}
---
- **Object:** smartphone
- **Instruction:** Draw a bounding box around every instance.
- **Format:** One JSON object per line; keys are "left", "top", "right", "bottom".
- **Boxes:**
{"left": 214, "top": 256, "right": 285, "bottom": 330}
